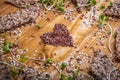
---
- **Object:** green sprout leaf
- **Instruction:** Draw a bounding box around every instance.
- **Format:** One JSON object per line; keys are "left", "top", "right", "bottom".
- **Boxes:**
{"left": 18, "top": 66, "right": 24, "bottom": 74}
{"left": 3, "top": 44, "right": 10, "bottom": 53}
{"left": 67, "top": 77, "right": 73, "bottom": 80}
{"left": 3, "top": 33, "right": 8, "bottom": 38}
{"left": 105, "top": 16, "right": 109, "bottom": 22}
{"left": 100, "top": 5, "right": 105, "bottom": 9}
{"left": 99, "top": 14, "right": 105, "bottom": 21}
{"left": 59, "top": 6, "right": 65, "bottom": 12}
{"left": 67, "top": 68, "right": 80, "bottom": 80}
{"left": 60, "top": 74, "right": 67, "bottom": 80}
{"left": 46, "top": 58, "right": 53, "bottom": 63}
{"left": 110, "top": 1, "right": 113, "bottom": 7}
{"left": 10, "top": 68, "right": 18, "bottom": 75}
{"left": 54, "top": 0, "right": 65, "bottom": 12}
{"left": 40, "top": 0, "right": 54, "bottom": 5}
{"left": 8, "top": 42, "right": 13, "bottom": 47}
{"left": 20, "top": 56, "right": 28, "bottom": 63}
{"left": 98, "top": 14, "right": 109, "bottom": 27}
{"left": 26, "top": 4, "right": 31, "bottom": 8}
{"left": 35, "top": 24, "right": 41, "bottom": 29}
{"left": 88, "top": 0, "right": 97, "bottom": 6}
{"left": 59, "top": 68, "right": 81, "bottom": 80}
{"left": 3, "top": 42, "right": 13, "bottom": 53}
{"left": 61, "top": 62, "right": 67, "bottom": 70}
{"left": 72, "top": 69, "right": 80, "bottom": 79}
{"left": 40, "top": 0, "right": 65, "bottom": 12}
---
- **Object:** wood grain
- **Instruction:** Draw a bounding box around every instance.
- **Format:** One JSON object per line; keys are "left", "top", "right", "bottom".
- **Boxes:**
{"left": 0, "top": 0, "right": 120, "bottom": 79}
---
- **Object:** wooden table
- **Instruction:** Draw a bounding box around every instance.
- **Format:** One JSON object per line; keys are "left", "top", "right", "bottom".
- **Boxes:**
{"left": 0, "top": 0, "right": 120, "bottom": 79}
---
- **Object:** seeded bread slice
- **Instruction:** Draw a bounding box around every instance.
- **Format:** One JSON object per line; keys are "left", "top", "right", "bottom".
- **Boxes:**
{"left": 89, "top": 51, "right": 120, "bottom": 80}
{"left": 5, "top": 0, "right": 39, "bottom": 8}
{"left": 104, "top": 0, "right": 120, "bottom": 18}
{"left": 0, "top": 52, "right": 13, "bottom": 80}
{"left": 0, "top": 4, "right": 43, "bottom": 33}
{"left": 114, "top": 28, "right": 120, "bottom": 62}
{"left": 71, "top": 0, "right": 88, "bottom": 12}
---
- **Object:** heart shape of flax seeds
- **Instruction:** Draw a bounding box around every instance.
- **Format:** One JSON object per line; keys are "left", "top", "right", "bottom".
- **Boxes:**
{"left": 40, "top": 24, "right": 74, "bottom": 47}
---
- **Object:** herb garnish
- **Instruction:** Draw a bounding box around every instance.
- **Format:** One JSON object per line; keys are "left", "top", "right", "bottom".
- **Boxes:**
{"left": 109, "top": 1, "right": 113, "bottom": 7}
{"left": 54, "top": 0, "right": 65, "bottom": 12}
{"left": 10, "top": 66, "right": 24, "bottom": 76}
{"left": 72, "top": 69, "right": 80, "bottom": 79}
{"left": 61, "top": 62, "right": 67, "bottom": 70}
{"left": 47, "top": 58, "right": 53, "bottom": 63}
{"left": 67, "top": 68, "right": 80, "bottom": 80}
{"left": 98, "top": 14, "right": 109, "bottom": 27}
{"left": 40, "top": 0, "right": 54, "bottom": 5}
{"left": 100, "top": 5, "right": 105, "bottom": 10}
{"left": 87, "top": 0, "right": 97, "bottom": 7}
{"left": 10, "top": 68, "right": 18, "bottom": 75}
{"left": 3, "top": 42, "right": 13, "bottom": 53}
{"left": 60, "top": 74, "right": 67, "bottom": 80}
{"left": 3, "top": 33, "right": 8, "bottom": 38}
{"left": 20, "top": 55, "right": 28, "bottom": 63}
{"left": 35, "top": 24, "right": 41, "bottom": 29}
{"left": 26, "top": 4, "right": 30, "bottom": 8}
{"left": 40, "top": 0, "right": 65, "bottom": 12}
{"left": 59, "top": 68, "right": 80, "bottom": 80}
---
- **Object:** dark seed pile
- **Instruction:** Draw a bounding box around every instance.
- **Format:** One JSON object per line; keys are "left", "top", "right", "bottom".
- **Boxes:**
{"left": 40, "top": 24, "right": 74, "bottom": 47}
{"left": 71, "top": 0, "right": 88, "bottom": 12}
{"left": 0, "top": 4, "right": 43, "bottom": 33}
{"left": 5, "top": 0, "right": 39, "bottom": 8}
{"left": 104, "top": 0, "right": 120, "bottom": 18}
{"left": 114, "top": 28, "right": 120, "bottom": 62}
{"left": 89, "top": 51, "right": 120, "bottom": 80}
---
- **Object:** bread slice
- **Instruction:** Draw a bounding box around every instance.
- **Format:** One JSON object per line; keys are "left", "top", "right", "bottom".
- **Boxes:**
{"left": 5, "top": 0, "right": 39, "bottom": 8}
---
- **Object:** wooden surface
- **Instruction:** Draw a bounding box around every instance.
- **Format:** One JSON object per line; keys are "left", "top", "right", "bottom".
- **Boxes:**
{"left": 0, "top": 0, "right": 120, "bottom": 79}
